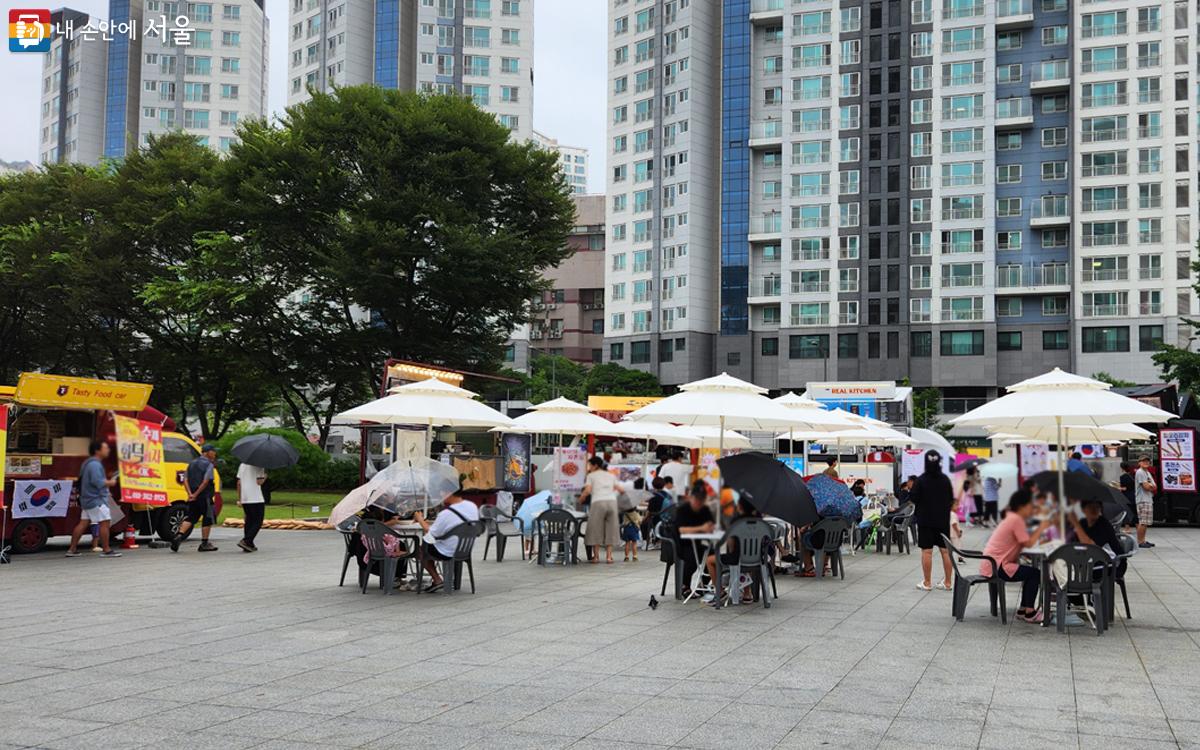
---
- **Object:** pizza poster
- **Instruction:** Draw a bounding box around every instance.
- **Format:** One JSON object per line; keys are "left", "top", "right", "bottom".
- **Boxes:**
{"left": 1159, "top": 428, "right": 1196, "bottom": 493}
{"left": 114, "top": 415, "right": 170, "bottom": 506}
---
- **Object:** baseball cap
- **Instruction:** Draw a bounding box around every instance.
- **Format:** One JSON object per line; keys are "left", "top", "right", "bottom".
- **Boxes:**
{"left": 202, "top": 444, "right": 218, "bottom": 454}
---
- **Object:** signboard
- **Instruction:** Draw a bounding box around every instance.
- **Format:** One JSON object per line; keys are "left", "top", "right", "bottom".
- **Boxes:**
{"left": 805, "top": 381, "right": 896, "bottom": 401}
{"left": 14, "top": 373, "right": 152, "bottom": 411}
{"left": 5, "top": 456, "right": 42, "bottom": 477}
{"left": 1159, "top": 427, "right": 1196, "bottom": 494}
{"left": 11, "top": 479, "right": 72, "bottom": 518}
{"left": 698, "top": 448, "right": 722, "bottom": 494}
{"left": 1019, "top": 443, "right": 1050, "bottom": 478}
{"left": 586, "top": 395, "right": 663, "bottom": 412}
{"left": 0, "top": 405, "right": 6, "bottom": 509}
{"left": 500, "top": 433, "right": 532, "bottom": 493}
{"left": 114, "top": 415, "right": 169, "bottom": 506}
{"left": 553, "top": 446, "right": 586, "bottom": 494}
{"left": 901, "top": 449, "right": 926, "bottom": 480}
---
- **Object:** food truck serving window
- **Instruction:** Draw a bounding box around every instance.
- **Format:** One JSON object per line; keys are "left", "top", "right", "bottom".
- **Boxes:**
{"left": 7, "top": 409, "right": 94, "bottom": 454}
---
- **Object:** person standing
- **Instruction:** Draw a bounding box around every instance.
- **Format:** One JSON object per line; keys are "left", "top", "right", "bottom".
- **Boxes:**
{"left": 1118, "top": 461, "right": 1138, "bottom": 531}
{"left": 236, "top": 462, "right": 267, "bottom": 552}
{"left": 172, "top": 444, "right": 219, "bottom": 552}
{"left": 1134, "top": 455, "right": 1157, "bottom": 548}
{"left": 910, "top": 450, "right": 955, "bottom": 591}
{"left": 66, "top": 441, "right": 121, "bottom": 558}
{"left": 579, "top": 456, "right": 624, "bottom": 564}
{"left": 982, "top": 474, "right": 1001, "bottom": 526}
{"left": 964, "top": 467, "right": 984, "bottom": 526}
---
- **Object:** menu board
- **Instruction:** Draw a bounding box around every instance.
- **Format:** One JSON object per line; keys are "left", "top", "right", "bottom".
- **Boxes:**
{"left": 553, "top": 447, "right": 586, "bottom": 494}
{"left": 1159, "top": 427, "right": 1196, "bottom": 493}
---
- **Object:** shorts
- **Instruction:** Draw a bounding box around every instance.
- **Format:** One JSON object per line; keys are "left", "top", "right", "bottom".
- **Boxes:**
{"left": 1137, "top": 500, "right": 1154, "bottom": 526}
{"left": 83, "top": 504, "right": 111, "bottom": 523}
{"left": 620, "top": 523, "right": 641, "bottom": 542}
{"left": 422, "top": 541, "right": 452, "bottom": 561}
{"left": 186, "top": 495, "right": 215, "bottom": 526}
{"left": 917, "top": 525, "right": 949, "bottom": 549}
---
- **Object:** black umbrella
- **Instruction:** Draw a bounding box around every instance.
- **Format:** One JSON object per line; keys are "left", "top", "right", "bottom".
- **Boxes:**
{"left": 716, "top": 451, "right": 819, "bottom": 528}
{"left": 1028, "top": 470, "right": 1126, "bottom": 519}
{"left": 231, "top": 434, "right": 301, "bottom": 470}
{"left": 953, "top": 456, "right": 988, "bottom": 472}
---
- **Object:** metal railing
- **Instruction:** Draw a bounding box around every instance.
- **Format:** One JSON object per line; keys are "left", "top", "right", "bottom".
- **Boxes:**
{"left": 1082, "top": 198, "right": 1128, "bottom": 212}
{"left": 751, "top": 120, "right": 784, "bottom": 139}
{"left": 1082, "top": 304, "right": 1128, "bottom": 316}
{"left": 1081, "top": 233, "right": 1128, "bottom": 247}
{"left": 1082, "top": 268, "right": 1128, "bottom": 282}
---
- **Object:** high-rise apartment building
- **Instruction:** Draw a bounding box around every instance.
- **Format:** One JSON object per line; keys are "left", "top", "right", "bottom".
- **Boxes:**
{"left": 287, "top": 0, "right": 534, "bottom": 140}
{"left": 505, "top": 194, "right": 607, "bottom": 372}
{"left": 605, "top": 0, "right": 1198, "bottom": 400}
{"left": 39, "top": 0, "right": 269, "bottom": 164}
{"left": 534, "top": 130, "right": 590, "bottom": 194}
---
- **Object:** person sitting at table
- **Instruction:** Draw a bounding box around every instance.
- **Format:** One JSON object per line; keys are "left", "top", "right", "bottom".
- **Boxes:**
{"left": 1068, "top": 498, "right": 1126, "bottom": 581}
{"left": 642, "top": 476, "right": 672, "bottom": 546}
{"left": 850, "top": 479, "right": 866, "bottom": 499}
{"left": 703, "top": 493, "right": 761, "bottom": 605}
{"left": 354, "top": 506, "right": 414, "bottom": 590}
{"left": 980, "top": 489, "right": 1057, "bottom": 623}
{"left": 412, "top": 490, "right": 480, "bottom": 593}
{"left": 675, "top": 481, "right": 716, "bottom": 597}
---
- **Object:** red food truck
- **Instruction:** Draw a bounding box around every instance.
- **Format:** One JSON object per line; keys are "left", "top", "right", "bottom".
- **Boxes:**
{"left": 1, "top": 373, "right": 221, "bottom": 554}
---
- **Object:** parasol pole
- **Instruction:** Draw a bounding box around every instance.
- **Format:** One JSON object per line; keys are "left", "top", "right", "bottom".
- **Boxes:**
{"left": 1056, "top": 416, "right": 1066, "bottom": 538}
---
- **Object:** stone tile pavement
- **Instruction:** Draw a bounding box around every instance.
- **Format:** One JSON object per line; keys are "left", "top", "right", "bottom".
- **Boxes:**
{"left": 1, "top": 524, "right": 1199, "bottom": 749}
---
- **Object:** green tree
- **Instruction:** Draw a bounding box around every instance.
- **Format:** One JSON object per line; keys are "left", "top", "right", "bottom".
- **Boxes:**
{"left": 1153, "top": 240, "right": 1200, "bottom": 393}
{"left": 911, "top": 387, "right": 945, "bottom": 433}
{"left": 584, "top": 362, "right": 662, "bottom": 397}
{"left": 1091, "top": 372, "right": 1136, "bottom": 389}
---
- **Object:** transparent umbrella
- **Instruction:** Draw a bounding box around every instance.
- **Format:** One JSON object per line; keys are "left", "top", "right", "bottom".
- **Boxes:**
{"left": 329, "top": 457, "right": 460, "bottom": 527}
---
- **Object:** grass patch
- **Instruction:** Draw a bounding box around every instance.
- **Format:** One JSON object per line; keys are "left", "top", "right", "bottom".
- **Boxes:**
{"left": 221, "top": 489, "right": 346, "bottom": 521}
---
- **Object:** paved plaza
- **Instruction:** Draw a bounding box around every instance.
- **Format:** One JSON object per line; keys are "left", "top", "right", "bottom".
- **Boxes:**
{"left": 1, "top": 525, "right": 1199, "bottom": 749}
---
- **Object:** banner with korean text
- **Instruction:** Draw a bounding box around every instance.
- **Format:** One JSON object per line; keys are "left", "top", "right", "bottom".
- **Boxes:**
{"left": 114, "top": 415, "right": 169, "bottom": 506}
{"left": 0, "top": 404, "right": 7, "bottom": 509}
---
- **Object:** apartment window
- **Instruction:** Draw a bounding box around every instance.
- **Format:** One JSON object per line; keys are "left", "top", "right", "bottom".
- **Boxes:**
{"left": 1140, "top": 325, "right": 1165, "bottom": 351}
{"left": 837, "top": 334, "right": 859, "bottom": 359}
{"left": 996, "top": 164, "right": 1022, "bottom": 184}
{"left": 1043, "top": 331, "right": 1068, "bottom": 350}
{"left": 789, "top": 334, "right": 829, "bottom": 360}
{"left": 1041, "top": 161, "right": 1068, "bottom": 181}
{"left": 220, "top": 57, "right": 240, "bottom": 73}
{"left": 911, "top": 331, "right": 932, "bottom": 357}
{"left": 762, "top": 338, "right": 779, "bottom": 357}
{"left": 997, "top": 31, "right": 1022, "bottom": 50}
{"left": 996, "top": 299, "right": 1022, "bottom": 318}
{"left": 997, "top": 331, "right": 1022, "bottom": 351}
{"left": 940, "top": 331, "right": 984, "bottom": 356}
{"left": 996, "top": 132, "right": 1022, "bottom": 151}
{"left": 997, "top": 231, "right": 1022, "bottom": 251}
{"left": 1041, "top": 25, "right": 1067, "bottom": 46}
{"left": 1043, "top": 297, "right": 1069, "bottom": 316}
{"left": 1082, "top": 327, "right": 1129, "bottom": 353}
{"left": 1041, "top": 127, "right": 1068, "bottom": 148}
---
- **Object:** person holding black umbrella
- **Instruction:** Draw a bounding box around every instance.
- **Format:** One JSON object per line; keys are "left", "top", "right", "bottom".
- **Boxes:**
{"left": 237, "top": 462, "right": 267, "bottom": 552}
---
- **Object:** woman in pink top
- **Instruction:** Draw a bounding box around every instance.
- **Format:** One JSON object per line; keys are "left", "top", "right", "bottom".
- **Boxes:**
{"left": 980, "top": 490, "right": 1056, "bottom": 623}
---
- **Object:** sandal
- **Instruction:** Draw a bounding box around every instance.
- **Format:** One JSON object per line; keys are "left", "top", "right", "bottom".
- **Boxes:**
{"left": 916, "top": 582, "right": 932, "bottom": 591}
{"left": 935, "top": 581, "right": 952, "bottom": 591}
{"left": 1018, "top": 609, "right": 1044, "bottom": 624}
{"left": 799, "top": 569, "right": 816, "bottom": 578}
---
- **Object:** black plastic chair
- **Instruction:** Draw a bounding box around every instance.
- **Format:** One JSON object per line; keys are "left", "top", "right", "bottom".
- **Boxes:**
{"left": 942, "top": 534, "right": 1006, "bottom": 623}
{"left": 804, "top": 517, "right": 850, "bottom": 579}
{"left": 721, "top": 518, "right": 775, "bottom": 608}
{"left": 336, "top": 517, "right": 360, "bottom": 587}
{"left": 655, "top": 508, "right": 684, "bottom": 599}
{"left": 536, "top": 508, "right": 579, "bottom": 566}
{"left": 878, "top": 504, "right": 915, "bottom": 555}
{"left": 357, "top": 519, "right": 411, "bottom": 595}
{"left": 480, "top": 505, "right": 525, "bottom": 562}
{"left": 1046, "top": 543, "right": 1109, "bottom": 635}
{"left": 1110, "top": 533, "right": 1136, "bottom": 621}
{"left": 416, "top": 520, "right": 484, "bottom": 595}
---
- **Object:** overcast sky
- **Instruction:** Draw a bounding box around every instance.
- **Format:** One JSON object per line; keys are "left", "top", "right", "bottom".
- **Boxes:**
{"left": 0, "top": 0, "right": 607, "bottom": 193}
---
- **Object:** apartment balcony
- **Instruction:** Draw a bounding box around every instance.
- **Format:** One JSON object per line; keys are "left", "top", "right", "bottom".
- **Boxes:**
{"left": 1082, "top": 93, "right": 1128, "bottom": 109}
{"left": 941, "top": 274, "right": 984, "bottom": 288}
{"left": 790, "top": 314, "right": 830, "bottom": 326}
{"left": 749, "top": 214, "right": 783, "bottom": 241}
{"left": 1139, "top": 231, "right": 1163, "bottom": 244}
{"left": 838, "top": 281, "right": 859, "bottom": 293}
{"left": 995, "top": 0, "right": 1033, "bottom": 27}
{"left": 749, "top": 0, "right": 785, "bottom": 23}
{"left": 749, "top": 119, "right": 784, "bottom": 148}
{"left": 839, "top": 313, "right": 859, "bottom": 325}
{"left": 940, "top": 309, "right": 985, "bottom": 322}
{"left": 1031, "top": 61, "right": 1071, "bottom": 91}
{"left": 791, "top": 281, "right": 830, "bottom": 294}
{"left": 1081, "top": 268, "right": 1128, "bottom": 282}
{"left": 1139, "top": 267, "right": 1163, "bottom": 280}
{"left": 994, "top": 97, "right": 1033, "bottom": 127}
{"left": 1081, "top": 23, "right": 1127, "bottom": 39}
{"left": 1081, "top": 233, "right": 1128, "bottom": 248}
{"left": 1140, "top": 302, "right": 1163, "bottom": 315}
{"left": 1030, "top": 198, "right": 1071, "bottom": 227}
{"left": 941, "top": 241, "right": 984, "bottom": 254}
{"left": 941, "top": 208, "right": 984, "bottom": 222}
{"left": 748, "top": 280, "right": 783, "bottom": 304}
{"left": 1081, "top": 198, "right": 1128, "bottom": 213}
{"left": 1082, "top": 127, "right": 1127, "bottom": 144}
{"left": 996, "top": 263, "right": 1070, "bottom": 294}
{"left": 1082, "top": 59, "right": 1128, "bottom": 74}
{"left": 1082, "top": 304, "right": 1128, "bottom": 317}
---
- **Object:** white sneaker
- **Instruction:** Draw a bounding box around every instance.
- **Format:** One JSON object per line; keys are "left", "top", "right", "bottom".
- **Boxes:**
{"left": 701, "top": 593, "right": 717, "bottom": 604}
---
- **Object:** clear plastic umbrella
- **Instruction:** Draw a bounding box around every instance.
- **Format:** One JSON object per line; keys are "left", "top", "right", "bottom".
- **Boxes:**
{"left": 329, "top": 457, "right": 460, "bottom": 527}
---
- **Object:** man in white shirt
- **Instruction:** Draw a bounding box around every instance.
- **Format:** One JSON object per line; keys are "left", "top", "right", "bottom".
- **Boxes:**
{"left": 236, "top": 463, "right": 267, "bottom": 553}
{"left": 1134, "top": 455, "right": 1157, "bottom": 549}
{"left": 413, "top": 493, "right": 480, "bottom": 592}
{"left": 659, "top": 452, "right": 691, "bottom": 502}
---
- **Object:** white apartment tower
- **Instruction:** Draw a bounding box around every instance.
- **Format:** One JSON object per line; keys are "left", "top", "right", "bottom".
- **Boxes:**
{"left": 287, "top": 0, "right": 534, "bottom": 141}
{"left": 38, "top": 0, "right": 270, "bottom": 164}
{"left": 605, "top": 0, "right": 721, "bottom": 383}
{"left": 533, "top": 129, "right": 590, "bottom": 193}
